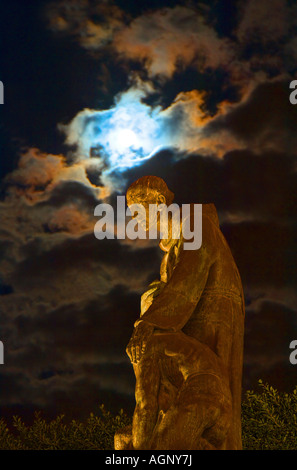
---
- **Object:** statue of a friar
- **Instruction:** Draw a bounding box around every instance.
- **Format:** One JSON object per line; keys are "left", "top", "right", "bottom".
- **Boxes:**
{"left": 114, "top": 175, "right": 245, "bottom": 450}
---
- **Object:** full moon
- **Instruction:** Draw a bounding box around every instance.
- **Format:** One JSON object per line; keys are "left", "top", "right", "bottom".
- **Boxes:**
{"left": 117, "top": 129, "right": 138, "bottom": 149}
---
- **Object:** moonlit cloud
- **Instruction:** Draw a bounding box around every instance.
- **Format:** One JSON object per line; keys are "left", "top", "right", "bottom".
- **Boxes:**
{"left": 43, "top": 0, "right": 297, "bottom": 198}
{"left": 60, "top": 82, "right": 164, "bottom": 170}
{"left": 4, "top": 148, "right": 104, "bottom": 203}
{"left": 58, "top": 80, "right": 218, "bottom": 185}
{"left": 112, "top": 5, "right": 233, "bottom": 78}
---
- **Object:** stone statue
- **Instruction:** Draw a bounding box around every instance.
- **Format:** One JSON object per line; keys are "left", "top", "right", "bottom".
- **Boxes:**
{"left": 114, "top": 176, "right": 245, "bottom": 450}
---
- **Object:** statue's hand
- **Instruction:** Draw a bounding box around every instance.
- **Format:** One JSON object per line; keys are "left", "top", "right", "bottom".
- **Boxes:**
{"left": 126, "top": 321, "right": 154, "bottom": 364}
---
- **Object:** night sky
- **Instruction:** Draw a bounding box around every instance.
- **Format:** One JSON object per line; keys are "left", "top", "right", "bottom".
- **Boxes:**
{"left": 0, "top": 0, "right": 297, "bottom": 425}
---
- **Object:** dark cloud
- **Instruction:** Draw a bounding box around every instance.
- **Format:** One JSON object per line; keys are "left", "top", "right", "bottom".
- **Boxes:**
{"left": 243, "top": 300, "right": 297, "bottom": 393}
{"left": 0, "top": 287, "right": 143, "bottom": 420}
{"left": 221, "top": 221, "right": 297, "bottom": 290}
{"left": 37, "top": 181, "right": 100, "bottom": 209}
{"left": 205, "top": 80, "right": 297, "bottom": 148}
{"left": 13, "top": 286, "right": 139, "bottom": 357}
{"left": 124, "top": 147, "right": 297, "bottom": 221}
{"left": 15, "top": 233, "right": 159, "bottom": 283}
{"left": 46, "top": 0, "right": 127, "bottom": 50}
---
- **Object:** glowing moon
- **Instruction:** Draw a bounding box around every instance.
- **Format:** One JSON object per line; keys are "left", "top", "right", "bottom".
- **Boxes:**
{"left": 72, "top": 86, "right": 165, "bottom": 169}
{"left": 117, "top": 128, "right": 138, "bottom": 149}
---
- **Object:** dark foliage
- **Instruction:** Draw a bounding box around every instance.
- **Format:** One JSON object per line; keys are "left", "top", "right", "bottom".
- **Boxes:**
{"left": 1, "top": 382, "right": 296, "bottom": 450}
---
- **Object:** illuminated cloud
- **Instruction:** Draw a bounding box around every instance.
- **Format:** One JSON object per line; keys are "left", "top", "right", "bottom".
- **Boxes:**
{"left": 113, "top": 6, "right": 233, "bottom": 78}
{"left": 46, "top": 2, "right": 232, "bottom": 79}
{"left": 44, "top": 0, "right": 297, "bottom": 195}
{"left": 47, "top": 204, "right": 94, "bottom": 234}
{"left": 59, "top": 80, "right": 222, "bottom": 185}
{"left": 60, "top": 81, "right": 164, "bottom": 170}
{"left": 4, "top": 148, "right": 105, "bottom": 203}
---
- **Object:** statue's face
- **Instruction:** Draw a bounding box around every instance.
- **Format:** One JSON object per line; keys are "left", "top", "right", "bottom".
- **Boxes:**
{"left": 128, "top": 200, "right": 155, "bottom": 232}
{"left": 127, "top": 190, "right": 161, "bottom": 232}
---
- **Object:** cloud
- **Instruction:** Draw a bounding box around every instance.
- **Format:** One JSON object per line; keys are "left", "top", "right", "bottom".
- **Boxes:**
{"left": 243, "top": 299, "right": 297, "bottom": 392}
{"left": 233, "top": 0, "right": 297, "bottom": 90}
{"left": 46, "top": 0, "right": 126, "bottom": 49}
{"left": 204, "top": 80, "right": 297, "bottom": 155}
{"left": 113, "top": 5, "right": 233, "bottom": 79}
{"left": 47, "top": 2, "right": 233, "bottom": 79}
{"left": 0, "top": 270, "right": 154, "bottom": 417}
{"left": 0, "top": 222, "right": 161, "bottom": 417}
{"left": 44, "top": 1, "right": 297, "bottom": 195}
{"left": 6, "top": 149, "right": 65, "bottom": 189}
{"left": 236, "top": 0, "right": 289, "bottom": 45}
{"left": 45, "top": 0, "right": 297, "bottom": 96}
{"left": 47, "top": 204, "right": 94, "bottom": 234}
{"left": 4, "top": 148, "right": 104, "bottom": 204}
{"left": 123, "top": 146, "right": 297, "bottom": 222}
{"left": 222, "top": 220, "right": 297, "bottom": 291}
{"left": 58, "top": 79, "right": 221, "bottom": 186}
{"left": 0, "top": 229, "right": 160, "bottom": 321}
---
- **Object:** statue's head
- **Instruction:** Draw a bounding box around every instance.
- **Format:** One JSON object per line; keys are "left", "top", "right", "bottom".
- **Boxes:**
{"left": 126, "top": 176, "right": 174, "bottom": 231}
